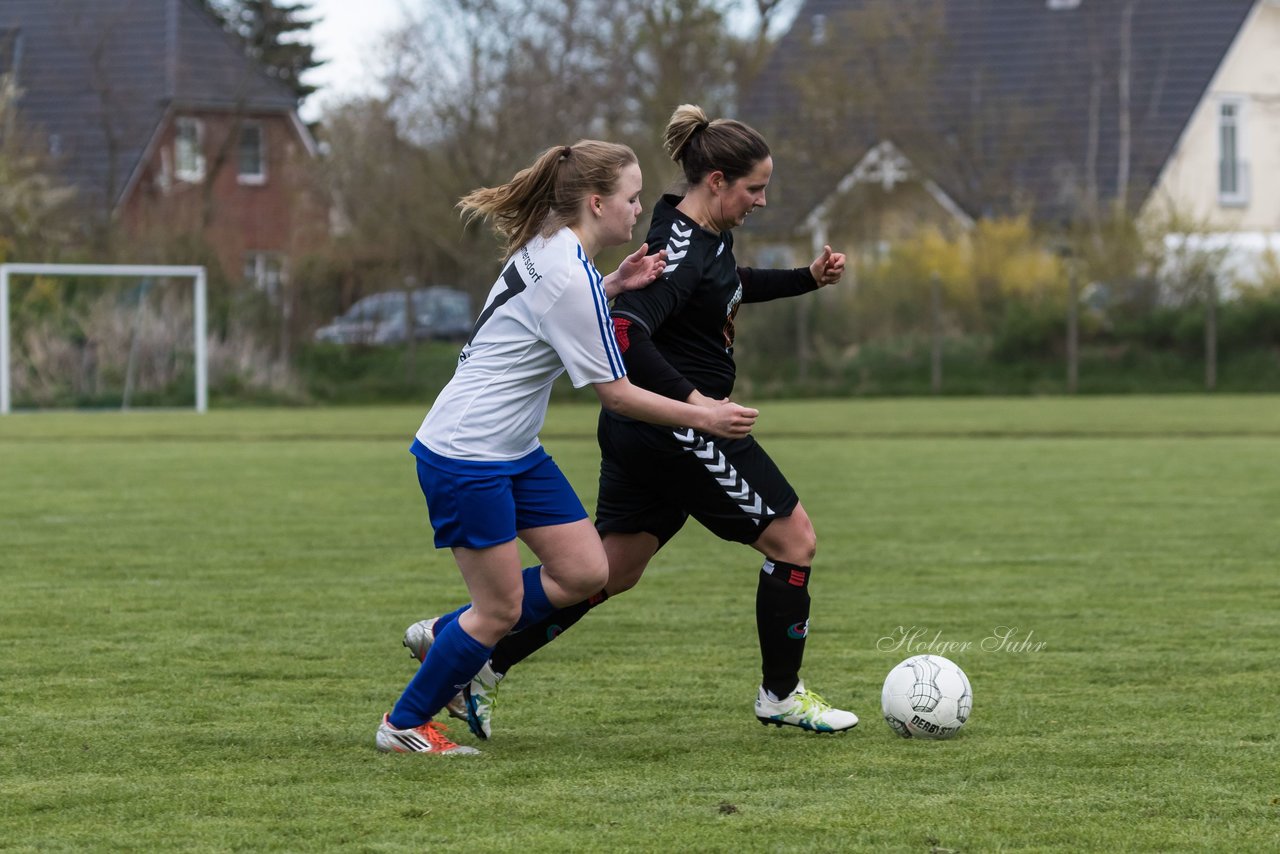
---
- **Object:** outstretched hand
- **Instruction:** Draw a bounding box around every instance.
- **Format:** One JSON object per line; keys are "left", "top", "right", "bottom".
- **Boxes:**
{"left": 603, "top": 244, "right": 668, "bottom": 299}
{"left": 700, "top": 398, "right": 759, "bottom": 440}
{"left": 809, "top": 244, "right": 847, "bottom": 287}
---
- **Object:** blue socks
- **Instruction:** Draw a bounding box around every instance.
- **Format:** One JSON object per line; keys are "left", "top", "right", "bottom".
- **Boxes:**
{"left": 432, "top": 565, "right": 554, "bottom": 636}
{"left": 431, "top": 603, "right": 469, "bottom": 637}
{"left": 514, "top": 565, "right": 554, "bottom": 631}
{"left": 389, "top": 566, "right": 557, "bottom": 728}
{"left": 389, "top": 619, "right": 492, "bottom": 729}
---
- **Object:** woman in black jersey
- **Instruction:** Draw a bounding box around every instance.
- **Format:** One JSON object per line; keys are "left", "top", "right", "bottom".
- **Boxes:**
{"left": 409, "top": 105, "right": 857, "bottom": 737}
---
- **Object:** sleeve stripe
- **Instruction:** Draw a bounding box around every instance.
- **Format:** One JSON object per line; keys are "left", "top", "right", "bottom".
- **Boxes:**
{"left": 578, "top": 246, "right": 625, "bottom": 379}
{"left": 609, "top": 309, "right": 652, "bottom": 336}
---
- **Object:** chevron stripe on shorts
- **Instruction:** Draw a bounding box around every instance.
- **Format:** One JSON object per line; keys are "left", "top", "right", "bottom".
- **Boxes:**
{"left": 671, "top": 428, "right": 774, "bottom": 524}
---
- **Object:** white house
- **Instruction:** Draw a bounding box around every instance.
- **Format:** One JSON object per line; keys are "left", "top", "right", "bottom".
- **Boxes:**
{"left": 743, "top": 0, "right": 1280, "bottom": 286}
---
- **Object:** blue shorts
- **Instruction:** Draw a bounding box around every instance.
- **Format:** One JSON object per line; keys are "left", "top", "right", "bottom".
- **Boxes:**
{"left": 411, "top": 440, "right": 588, "bottom": 549}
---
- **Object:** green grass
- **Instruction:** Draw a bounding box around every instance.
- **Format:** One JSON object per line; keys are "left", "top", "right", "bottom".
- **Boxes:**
{"left": 2, "top": 397, "right": 1279, "bottom": 852}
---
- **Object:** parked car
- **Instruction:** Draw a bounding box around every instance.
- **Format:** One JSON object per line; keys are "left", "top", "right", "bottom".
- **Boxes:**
{"left": 314, "top": 287, "right": 472, "bottom": 346}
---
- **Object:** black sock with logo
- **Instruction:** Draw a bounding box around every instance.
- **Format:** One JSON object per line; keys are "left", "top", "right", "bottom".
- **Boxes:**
{"left": 489, "top": 590, "right": 609, "bottom": 676}
{"left": 756, "top": 560, "right": 811, "bottom": 700}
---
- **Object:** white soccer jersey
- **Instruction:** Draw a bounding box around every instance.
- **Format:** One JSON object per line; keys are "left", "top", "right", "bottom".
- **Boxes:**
{"left": 416, "top": 227, "right": 625, "bottom": 460}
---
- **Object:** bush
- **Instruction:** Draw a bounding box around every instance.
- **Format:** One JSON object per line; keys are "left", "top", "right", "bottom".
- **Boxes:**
{"left": 1219, "top": 294, "right": 1280, "bottom": 352}
{"left": 6, "top": 277, "right": 302, "bottom": 409}
{"left": 10, "top": 284, "right": 198, "bottom": 407}
{"left": 294, "top": 341, "right": 462, "bottom": 404}
{"left": 991, "top": 301, "right": 1063, "bottom": 363}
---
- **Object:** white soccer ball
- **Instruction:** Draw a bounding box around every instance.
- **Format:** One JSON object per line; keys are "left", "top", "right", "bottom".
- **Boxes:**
{"left": 881, "top": 654, "right": 973, "bottom": 739}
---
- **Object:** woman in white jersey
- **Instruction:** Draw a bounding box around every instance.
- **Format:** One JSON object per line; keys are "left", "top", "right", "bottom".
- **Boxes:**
{"left": 376, "top": 141, "right": 759, "bottom": 755}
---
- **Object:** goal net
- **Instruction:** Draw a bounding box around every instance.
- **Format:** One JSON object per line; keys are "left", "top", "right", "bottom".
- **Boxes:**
{"left": 0, "top": 263, "right": 207, "bottom": 414}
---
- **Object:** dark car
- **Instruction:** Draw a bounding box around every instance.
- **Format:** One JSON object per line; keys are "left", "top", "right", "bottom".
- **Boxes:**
{"left": 314, "top": 287, "right": 472, "bottom": 345}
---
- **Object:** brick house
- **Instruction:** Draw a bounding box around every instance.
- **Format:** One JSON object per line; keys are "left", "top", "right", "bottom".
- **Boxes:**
{"left": 0, "top": 0, "right": 324, "bottom": 291}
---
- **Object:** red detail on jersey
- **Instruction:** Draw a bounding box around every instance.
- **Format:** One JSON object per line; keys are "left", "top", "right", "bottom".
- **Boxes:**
{"left": 612, "top": 317, "right": 632, "bottom": 353}
{"left": 588, "top": 591, "right": 607, "bottom": 606}
{"left": 788, "top": 569, "right": 807, "bottom": 587}
{"left": 723, "top": 304, "right": 740, "bottom": 351}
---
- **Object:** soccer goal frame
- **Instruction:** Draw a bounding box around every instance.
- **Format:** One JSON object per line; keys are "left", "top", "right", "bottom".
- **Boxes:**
{"left": 0, "top": 263, "right": 208, "bottom": 414}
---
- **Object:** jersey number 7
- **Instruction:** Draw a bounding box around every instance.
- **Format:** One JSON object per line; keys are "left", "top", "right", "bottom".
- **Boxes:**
{"left": 466, "top": 264, "right": 527, "bottom": 346}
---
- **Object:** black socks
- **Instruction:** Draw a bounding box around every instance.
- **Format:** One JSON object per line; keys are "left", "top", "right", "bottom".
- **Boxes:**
{"left": 756, "top": 559, "right": 811, "bottom": 700}
{"left": 489, "top": 589, "right": 609, "bottom": 675}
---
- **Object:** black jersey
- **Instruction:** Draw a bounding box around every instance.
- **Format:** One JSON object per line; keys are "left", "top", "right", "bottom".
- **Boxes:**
{"left": 610, "top": 194, "right": 817, "bottom": 401}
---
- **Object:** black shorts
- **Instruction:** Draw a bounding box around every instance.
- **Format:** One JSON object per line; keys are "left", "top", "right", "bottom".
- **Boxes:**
{"left": 594, "top": 412, "right": 799, "bottom": 548}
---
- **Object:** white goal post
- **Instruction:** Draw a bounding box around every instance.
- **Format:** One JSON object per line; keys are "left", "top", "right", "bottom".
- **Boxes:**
{"left": 0, "top": 263, "right": 208, "bottom": 414}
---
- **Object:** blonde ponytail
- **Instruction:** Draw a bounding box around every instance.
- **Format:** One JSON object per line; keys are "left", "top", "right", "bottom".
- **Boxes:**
{"left": 459, "top": 140, "right": 638, "bottom": 258}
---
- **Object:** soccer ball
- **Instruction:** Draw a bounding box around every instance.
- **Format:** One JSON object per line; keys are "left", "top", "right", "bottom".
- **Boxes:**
{"left": 881, "top": 654, "right": 973, "bottom": 739}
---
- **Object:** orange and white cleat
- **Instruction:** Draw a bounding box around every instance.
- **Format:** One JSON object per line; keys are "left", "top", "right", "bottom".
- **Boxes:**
{"left": 375, "top": 714, "right": 479, "bottom": 755}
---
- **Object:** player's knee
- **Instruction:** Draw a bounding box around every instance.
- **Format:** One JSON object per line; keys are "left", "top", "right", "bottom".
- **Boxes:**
{"left": 761, "top": 520, "right": 816, "bottom": 565}
{"left": 474, "top": 599, "right": 523, "bottom": 635}
{"left": 564, "top": 553, "right": 609, "bottom": 599}
{"left": 606, "top": 548, "right": 653, "bottom": 594}
{"left": 610, "top": 576, "right": 638, "bottom": 595}
{"left": 584, "top": 558, "right": 610, "bottom": 595}
{"left": 601, "top": 532, "right": 656, "bottom": 597}
{"left": 605, "top": 566, "right": 642, "bottom": 596}
{"left": 788, "top": 509, "right": 817, "bottom": 563}
{"left": 793, "top": 530, "right": 817, "bottom": 564}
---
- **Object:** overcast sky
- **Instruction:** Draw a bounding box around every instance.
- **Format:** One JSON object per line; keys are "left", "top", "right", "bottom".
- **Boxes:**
{"left": 298, "top": 0, "right": 798, "bottom": 120}
{"left": 302, "top": 0, "right": 410, "bottom": 117}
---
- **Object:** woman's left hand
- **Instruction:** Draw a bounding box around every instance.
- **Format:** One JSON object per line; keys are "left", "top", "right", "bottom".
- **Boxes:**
{"left": 809, "top": 244, "right": 847, "bottom": 287}
{"left": 603, "top": 244, "right": 668, "bottom": 299}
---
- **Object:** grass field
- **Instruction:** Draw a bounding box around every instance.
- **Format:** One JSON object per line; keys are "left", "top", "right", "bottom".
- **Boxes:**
{"left": 2, "top": 396, "right": 1278, "bottom": 852}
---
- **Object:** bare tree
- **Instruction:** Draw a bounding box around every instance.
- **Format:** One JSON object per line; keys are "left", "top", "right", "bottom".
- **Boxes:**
{"left": 318, "top": 0, "right": 750, "bottom": 300}
{"left": 0, "top": 75, "right": 79, "bottom": 258}
{"left": 733, "top": 0, "right": 802, "bottom": 87}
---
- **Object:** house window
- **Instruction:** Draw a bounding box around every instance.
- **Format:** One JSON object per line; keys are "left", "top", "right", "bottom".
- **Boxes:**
{"left": 174, "top": 117, "right": 206, "bottom": 182}
{"left": 1046, "top": 0, "right": 1082, "bottom": 10}
{"left": 1, "top": 29, "right": 23, "bottom": 79}
{"left": 156, "top": 147, "right": 172, "bottom": 193}
{"left": 811, "top": 14, "right": 828, "bottom": 45}
{"left": 1218, "top": 99, "right": 1249, "bottom": 207}
{"left": 238, "top": 121, "right": 266, "bottom": 185}
{"left": 244, "top": 252, "right": 286, "bottom": 301}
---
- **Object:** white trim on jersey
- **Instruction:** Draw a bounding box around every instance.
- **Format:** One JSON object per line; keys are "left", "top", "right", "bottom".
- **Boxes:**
{"left": 416, "top": 228, "right": 626, "bottom": 461}
{"left": 577, "top": 244, "right": 625, "bottom": 378}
